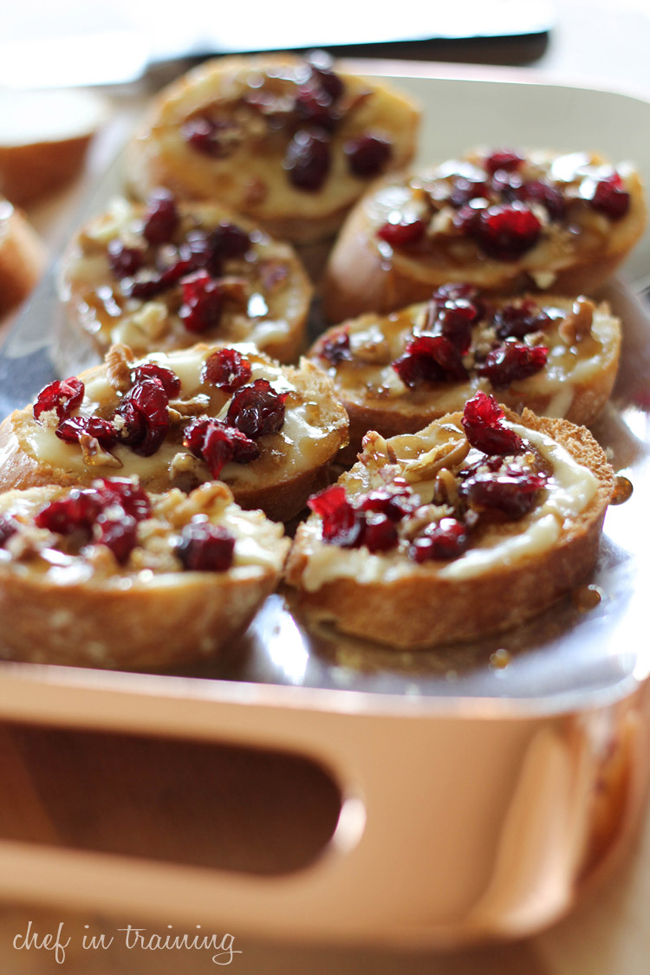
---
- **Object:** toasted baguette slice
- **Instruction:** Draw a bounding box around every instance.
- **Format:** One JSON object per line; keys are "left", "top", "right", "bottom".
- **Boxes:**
{"left": 0, "top": 343, "right": 349, "bottom": 523}
{"left": 60, "top": 194, "right": 313, "bottom": 362}
{"left": 323, "top": 148, "right": 646, "bottom": 322}
{"left": 0, "top": 197, "right": 45, "bottom": 317}
{"left": 310, "top": 290, "right": 621, "bottom": 460}
{"left": 0, "top": 88, "right": 107, "bottom": 207}
{"left": 286, "top": 398, "right": 615, "bottom": 649}
{"left": 126, "top": 52, "right": 420, "bottom": 246}
{"left": 0, "top": 478, "right": 289, "bottom": 670}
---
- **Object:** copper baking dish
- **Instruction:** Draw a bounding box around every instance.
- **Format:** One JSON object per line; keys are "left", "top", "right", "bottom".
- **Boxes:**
{"left": 0, "top": 64, "right": 649, "bottom": 948}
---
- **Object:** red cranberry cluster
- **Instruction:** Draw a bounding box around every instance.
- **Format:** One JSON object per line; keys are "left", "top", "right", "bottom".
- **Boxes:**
{"left": 388, "top": 286, "right": 549, "bottom": 390}
{"left": 378, "top": 149, "right": 631, "bottom": 261}
{"left": 182, "top": 53, "right": 392, "bottom": 193}
{"left": 34, "top": 478, "right": 152, "bottom": 564}
{"left": 107, "top": 191, "right": 251, "bottom": 334}
{"left": 34, "top": 350, "right": 286, "bottom": 478}
{"left": 309, "top": 393, "right": 547, "bottom": 561}
{"left": 308, "top": 481, "right": 416, "bottom": 553}
{"left": 184, "top": 349, "right": 287, "bottom": 477}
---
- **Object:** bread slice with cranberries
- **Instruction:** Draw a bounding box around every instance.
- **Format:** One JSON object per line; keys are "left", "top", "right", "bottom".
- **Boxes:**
{"left": 126, "top": 51, "right": 420, "bottom": 247}
{"left": 323, "top": 148, "right": 646, "bottom": 322}
{"left": 0, "top": 477, "right": 289, "bottom": 670}
{"left": 60, "top": 192, "right": 312, "bottom": 362}
{"left": 285, "top": 393, "right": 615, "bottom": 649}
{"left": 0, "top": 343, "right": 349, "bottom": 523}
{"left": 310, "top": 286, "right": 621, "bottom": 460}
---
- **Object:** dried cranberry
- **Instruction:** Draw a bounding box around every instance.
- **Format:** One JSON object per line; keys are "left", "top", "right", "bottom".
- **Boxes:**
{"left": 344, "top": 134, "right": 392, "bottom": 178}
{"left": 95, "top": 514, "right": 138, "bottom": 564}
{"left": 34, "top": 378, "right": 84, "bottom": 423}
{"left": 461, "top": 392, "right": 525, "bottom": 455}
{"left": 208, "top": 222, "right": 251, "bottom": 269}
{"left": 478, "top": 341, "right": 549, "bottom": 388}
{"left": 202, "top": 348, "right": 252, "bottom": 393}
{"left": 377, "top": 217, "right": 426, "bottom": 248}
{"left": 437, "top": 301, "right": 481, "bottom": 354}
{"left": 589, "top": 173, "right": 630, "bottom": 220}
{"left": 490, "top": 169, "right": 525, "bottom": 203}
{"left": 471, "top": 203, "right": 542, "bottom": 261}
{"left": 107, "top": 240, "right": 146, "bottom": 279}
{"left": 358, "top": 485, "right": 414, "bottom": 521}
{"left": 308, "top": 485, "right": 362, "bottom": 547}
{"left": 285, "top": 130, "right": 331, "bottom": 192}
{"left": 175, "top": 521, "right": 235, "bottom": 572}
{"left": 393, "top": 334, "right": 468, "bottom": 388}
{"left": 360, "top": 513, "right": 399, "bottom": 553}
{"left": 179, "top": 271, "right": 225, "bottom": 334}
{"left": 0, "top": 515, "right": 17, "bottom": 548}
{"left": 294, "top": 85, "right": 339, "bottom": 132}
{"left": 409, "top": 517, "right": 469, "bottom": 562}
{"left": 453, "top": 203, "right": 484, "bottom": 235}
{"left": 524, "top": 179, "right": 566, "bottom": 222}
{"left": 116, "top": 379, "right": 169, "bottom": 457}
{"left": 316, "top": 329, "right": 352, "bottom": 365}
{"left": 493, "top": 300, "right": 551, "bottom": 339}
{"left": 182, "top": 117, "right": 236, "bottom": 158}
{"left": 484, "top": 150, "right": 524, "bottom": 175}
{"left": 56, "top": 416, "right": 119, "bottom": 450}
{"left": 448, "top": 177, "right": 488, "bottom": 208}
{"left": 305, "top": 53, "right": 345, "bottom": 102}
{"left": 460, "top": 467, "right": 547, "bottom": 519}
{"left": 226, "top": 379, "right": 287, "bottom": 438}
{"left": 131, "top": 363, "right": 181, "bottom": 398}
{"left": 142, "top": 190, "right": 179, "bottom": 245}
{"left": 93, "top": 478, "right": 152, "bottom": 522}
{"left": 184, "top": 417, "right": 259, "bottom": 479}
{"left": 126, "top": 248, "right": 195, "bottom": 300}
{"left": 432, "top": 283, "right": 482, "bottom": 309}
{"left": 35, "top": 489, "right": 102, "bottom": 537}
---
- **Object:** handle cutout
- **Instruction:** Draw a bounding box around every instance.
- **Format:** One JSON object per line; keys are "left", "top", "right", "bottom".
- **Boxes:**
{"left": 0, "top": 721, "right": 342, "bottom": 876}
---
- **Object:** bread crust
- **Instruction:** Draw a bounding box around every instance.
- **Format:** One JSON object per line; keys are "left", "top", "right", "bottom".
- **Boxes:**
{"left": 0, "top": 89, "right": 106, "bottom": 207}
{"left": 126, "top": 53, "right": 420, "bottom": 245}
{"left": 310, "top": 296, "right": 621, "bottom": 461}
{"left": 60, "top": 197, "right": 313, "bottom": 362}
{"left": 0, "top": 346, "right": 349, "bottom": 523}
{"left": 323, "top": 153, "right": 646, "bottom": 322}
{"left": 285, "top": 409, "right": 615, "bottom": 649}
{"left": 0, "top": 198, "right": 45, "bottom": 316}
{"left": 0, "top": 483, "right": 288, "bottom": 670}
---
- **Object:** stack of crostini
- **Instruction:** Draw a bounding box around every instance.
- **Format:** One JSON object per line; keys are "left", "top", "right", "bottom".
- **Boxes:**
{"left": 0, "top": 52, "right": 645, "bottom": 665}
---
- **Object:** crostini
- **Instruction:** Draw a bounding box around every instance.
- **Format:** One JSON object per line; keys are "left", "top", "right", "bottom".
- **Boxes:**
{"left": 285, "top": 393, "right": 615, "bottom": 649}
{"left": 0, "top": 196, "right": 45, "bottom": 317}
{"left": 0, "top": 343, "right": 349, "bottom": 523}
{"left": 323, "top": 148, "right": 646, "bottom": 321}
{"left": 0, "top": 477, "right": 289, "bottom": 669}
{"left": 126, "top": 51, "right": 420, "bottom": 246}
{"left": 310, "top": 285, "right": 621, "bottom": 459}
{"left": 60, "top": 192, "right": 312, "bottom": 362}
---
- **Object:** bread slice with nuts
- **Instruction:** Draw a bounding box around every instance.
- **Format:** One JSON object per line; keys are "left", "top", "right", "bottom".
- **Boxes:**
{"left": 126, "top": 52, "right": 420, "bottom": 247}
{"left": 285, "top": 393, "right": 615, "bottom": 649}
{"left": 323, "top": 148, "right": 646, "bottom": 322}
{"left": 310, "top": 288, "right": 621, "bottom": 461}
{"left": 60, "top": 193, "right": 313, "bottom": 362}
{"left": 0, "top": 477, "right": 289, "bottom": 670}
{"left": 0, "top": 342, "right": 349, "bottom": 523}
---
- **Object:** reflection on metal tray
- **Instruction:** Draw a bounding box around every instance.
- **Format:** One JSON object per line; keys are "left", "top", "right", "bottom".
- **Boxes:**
{"left": 0, "top": 66, "right": 649, "bottom": 948}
